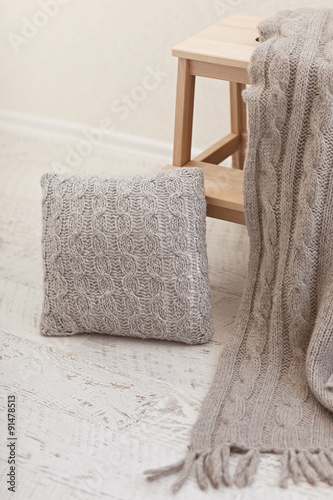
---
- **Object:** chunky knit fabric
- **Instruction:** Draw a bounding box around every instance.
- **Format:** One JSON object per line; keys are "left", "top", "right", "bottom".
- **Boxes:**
{"left": 40, "top": 167, "right": 213, "bottom": 344}
{"left": 145, "top": 8, "right": 333, "bottom": 489}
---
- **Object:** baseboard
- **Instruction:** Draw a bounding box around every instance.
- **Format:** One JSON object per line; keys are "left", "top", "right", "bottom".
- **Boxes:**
{"left": 0, "top": 110, "right": 202, "bottom": 165}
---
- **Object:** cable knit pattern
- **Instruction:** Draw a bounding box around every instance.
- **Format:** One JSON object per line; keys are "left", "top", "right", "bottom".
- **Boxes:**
{"left": 145, "top": 8, "right": 333, "bottom": 490}
{"left": 92, "top": 178, "right": 120, "bottom": 333}
{"left": 193, "top": 174, "right": 213, "bottom": 342}
{"left": 68, "top": 176, "right": 91, "bottom": 330}
{"left": 141, "top": 176, "right": 166, "bottom": 338}
{"left": 40, "top": 167, "right": 213, "bottom": 344}
{"left": 166, "top": 174, "right": 192, "bottom": 341}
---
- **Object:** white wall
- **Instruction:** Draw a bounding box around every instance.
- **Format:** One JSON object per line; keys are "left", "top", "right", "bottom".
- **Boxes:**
{"left": 0, "top": 0, "right": 332, "bottom": 153}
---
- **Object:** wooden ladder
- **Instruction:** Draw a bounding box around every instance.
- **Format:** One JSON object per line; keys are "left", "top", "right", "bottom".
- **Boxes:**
{"left": 163, "top": 14, "right": 263, "bottom": 225}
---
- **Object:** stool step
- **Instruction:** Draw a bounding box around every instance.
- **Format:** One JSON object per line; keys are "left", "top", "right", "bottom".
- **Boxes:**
{"left": 162, "top": 162, "right": 245, "bottom": 225}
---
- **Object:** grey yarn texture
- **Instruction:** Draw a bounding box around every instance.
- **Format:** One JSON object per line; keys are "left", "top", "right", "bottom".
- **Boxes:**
{"left": 40, "top": 167, "right": 213, "bottom": 344}
{"left": 145, "top": 8, "right": 333, "bottom": 490}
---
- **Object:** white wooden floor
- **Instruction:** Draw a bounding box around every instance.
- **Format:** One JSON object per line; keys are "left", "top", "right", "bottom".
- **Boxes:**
{"left": 0, "top": 130, "right": 331, "bottom": 500}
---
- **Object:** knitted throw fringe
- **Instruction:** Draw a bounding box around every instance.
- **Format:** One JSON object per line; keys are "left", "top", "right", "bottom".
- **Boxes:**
{"left": 144, "top": 7, "right": 333, "bottom": 491}
{"left": 145, "top": 446, "right": 333, "bottom": 490}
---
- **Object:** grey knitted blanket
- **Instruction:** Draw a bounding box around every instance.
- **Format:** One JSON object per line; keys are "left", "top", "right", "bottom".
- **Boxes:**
{"left": 145, "top": 8, "right": 333, "bottom": 490}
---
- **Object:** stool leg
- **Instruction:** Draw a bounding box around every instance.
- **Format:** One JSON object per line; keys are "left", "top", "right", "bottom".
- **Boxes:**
{"left": 230, "top": 82, "right": 247, "bottom": 170}
{"left": 173, "top": 58, "right": 196, "bottom": 166}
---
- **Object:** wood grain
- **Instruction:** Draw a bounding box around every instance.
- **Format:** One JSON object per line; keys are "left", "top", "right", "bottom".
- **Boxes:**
{"left": 192, "top": 132, "right": 239, "bottom": 164}
{"left": 173, "top": 58, "right": 195, "bottom": 167}
{"left": 189, "top": 59, "right": 250, "bottom": 84}
{"left": 230, "top": 81, "right": 247, "bottom": 169}
{"left": 172, "top": 13, "right": 263, "bottom": 69}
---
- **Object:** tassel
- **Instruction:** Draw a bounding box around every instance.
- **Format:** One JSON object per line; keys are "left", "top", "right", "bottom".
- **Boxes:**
{"left": 204, "top": 446, "right": 223, "bottom": 488}
{"left": 245, "top": 449, "right": 261, "bottom": 486}
{"left": 145, "top": 446, "right": 333, "bottom": 491}
{"left": 234, "top": 449, "right": 260, "bottom": 487}
{"left": 144, "top": 458, "right": 185, "bottom": 481}
{"left": 221, "top": 445, "right": 233, "bottom": 486}
{"left": 304, "top": 451, "right": 326, "bottom": 482}
{"left": 289, "top": 449, "right": 301, "bottom": 484}
{"left": 144, "top": 449, "right": 196, "bottom": 493}
{"left": 315, "top": 450, "right": 333, "bottom": 485}
{"left": 170, "top": 450, "right": 196, "bottom": 493}
{"left": 195, "top": 454, "right": 208, "bottom": 490}
{"left": 279, "top": 450, "right": 290, "bottom": 488}
{"left": 297, "top": 450, "right": 318, "bottom": 485}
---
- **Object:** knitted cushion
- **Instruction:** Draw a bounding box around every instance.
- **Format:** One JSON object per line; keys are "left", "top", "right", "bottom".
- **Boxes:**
{"left": 40, "top": 168, "right": 213, "bottom": 344}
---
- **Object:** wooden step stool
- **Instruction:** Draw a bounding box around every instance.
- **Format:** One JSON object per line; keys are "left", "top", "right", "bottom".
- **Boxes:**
{"left": 163, "top": 14, "right": 263, "bottom": 225}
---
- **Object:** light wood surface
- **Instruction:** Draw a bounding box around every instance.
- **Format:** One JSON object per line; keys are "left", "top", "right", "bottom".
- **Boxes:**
{"left": 230, "top": 82, "right": 247, "bottom": 169}
{"left": 172, "top": 13, "right": 263, "bottom": 69}
{"left": 162, "top": 163, "right": 245, "bottom": 225}
{"left": 206, "top": 203, "right": 245, "bottom": 225}
{"left": 192, "top": 132, "right": 239, "bottom": 164}
{"left": 189, "top": 59, "right": 250, "bottom": 84}
{"left": 172, "top": 58, "right": 195, "bottom": 166}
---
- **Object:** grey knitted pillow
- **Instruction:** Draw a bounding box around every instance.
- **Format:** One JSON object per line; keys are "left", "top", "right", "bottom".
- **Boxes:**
{"left": 40, "top": 168, "right": 213, "bottom": 344}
